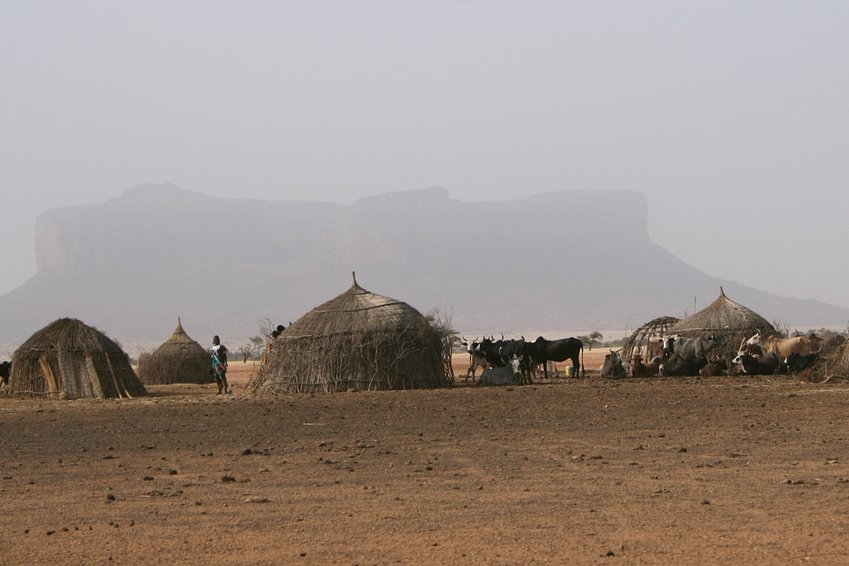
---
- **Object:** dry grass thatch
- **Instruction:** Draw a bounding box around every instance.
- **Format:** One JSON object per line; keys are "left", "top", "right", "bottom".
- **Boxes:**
{"left": 671, "top": 288, "right": 776, "bottom": 359}
{"left": 8, "top": 318, "right": 146, "bottom": 399}
{"left": 138, "top": 318, "right": 213, "bottom": 385}
{"left": 621, "top": 316, "right": 680, "bottom": 363}
{"left": 246, "top": 275, "right": 451, "bottom": 394}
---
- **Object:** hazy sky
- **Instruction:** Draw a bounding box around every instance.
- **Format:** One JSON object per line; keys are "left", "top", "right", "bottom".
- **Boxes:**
{"left": 2, "top": 2, "right": 848, "bottom": 307}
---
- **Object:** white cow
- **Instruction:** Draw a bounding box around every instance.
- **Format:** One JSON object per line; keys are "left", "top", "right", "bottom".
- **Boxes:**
{"left": 461, "top": 337, "right": 488, "bottom": 381}
{"left": 479, "top": 355, "right": 522, "bottom": 386}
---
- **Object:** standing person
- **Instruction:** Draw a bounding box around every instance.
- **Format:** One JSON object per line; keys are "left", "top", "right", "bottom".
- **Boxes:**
{"left": 211, "top": 335, "right": 231, "bottom": 394}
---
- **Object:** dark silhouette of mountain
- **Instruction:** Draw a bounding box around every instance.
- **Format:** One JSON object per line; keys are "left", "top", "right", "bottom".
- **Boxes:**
{"left": 0, "top": 183, "right": 846, "bottom": 344}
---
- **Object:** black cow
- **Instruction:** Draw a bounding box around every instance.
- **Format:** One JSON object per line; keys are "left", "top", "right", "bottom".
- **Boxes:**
{"left": 0, "top": 360, "right": 11, "bottom": 385}
{"left": 476, "top": 337, "right": 505, "bottom": 368}
{"left": 659, "top": 354, "right": 707, "bottom": 377}
{"left": 784, "top": 352, "right": 818, "bottom": 374}
{"left": 732, "top": 351, "right": 780, "bottom": 375}
{"left": 498, "top": 338, "right": 525, "bottom": 364}
{"left": 525, "top": 336, "right": 584, "bottom": 378}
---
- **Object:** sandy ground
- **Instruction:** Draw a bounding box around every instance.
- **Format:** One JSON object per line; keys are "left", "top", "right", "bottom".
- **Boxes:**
{"left": 3, "top": 353, "right": 849, "bottom": 565}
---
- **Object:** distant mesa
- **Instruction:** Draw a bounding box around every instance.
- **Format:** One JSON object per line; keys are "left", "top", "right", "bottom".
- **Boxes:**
{"left": 0, "top": 184, "right": 846, "bottom": 344}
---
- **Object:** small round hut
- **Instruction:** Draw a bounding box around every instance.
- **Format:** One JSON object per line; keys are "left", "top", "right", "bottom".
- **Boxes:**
{"left": 9, "top": 318, "right": 146, "bottom": 399}
{"left": 138, "top": 318, "right": 213, "bottom": 385}
{"left": 670, "top": 288, "right": 776, "bottom": 360}
{"left": 621, "top": 316, "right": 680, "bottom": 363}
{"left": 246, "top": 274, "right": 450, "bottom": 394}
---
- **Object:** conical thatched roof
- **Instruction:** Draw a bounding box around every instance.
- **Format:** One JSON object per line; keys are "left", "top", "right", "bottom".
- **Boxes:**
{"left": 246, "top": 274, "right": 450, "bottom": 394}
{"left": 138, "top": 318, "right": 213, "bottom": 385}
{"left": 621, "top": 316, "right": 680, "bottom": 363}
{"left": 282, "top": 276, "right": 429, "bottom": 338}
{"left": 8, "top": 318, "right": 146, "bottom": 399}
{"left": 671, "top": 288, "right": 776, "bottom": 358}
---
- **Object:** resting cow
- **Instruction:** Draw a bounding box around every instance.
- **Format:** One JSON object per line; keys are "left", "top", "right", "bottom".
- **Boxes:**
{"left": 784, "top": 352, "right": 818, "bottom": 374}
{"left": 632, "top": 354, "right": 661, "bottom": 377}
{"left": 601, "top": 350, "right": 626, "bottom": 378}
{"left": 659, "top": 354, "right": 707, "bottom": 377}
{"left": 732, "top": 349, "right": 780, "bottom": 375}
{"left": 479, "top": 355, "right": 522, "bottom": 386}
{"left": 699, "top": 359, "right": 727, "bottom": 376}
{"left": 663, "top": 335, "right": 724, "bottom": 359}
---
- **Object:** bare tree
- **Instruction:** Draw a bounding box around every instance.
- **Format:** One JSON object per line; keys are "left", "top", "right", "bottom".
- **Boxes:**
{"left": 257, "top": 317, "right": 276, "bottom": 339}
{"left": 237, "top": 335, "right": 266, "bottom": 362}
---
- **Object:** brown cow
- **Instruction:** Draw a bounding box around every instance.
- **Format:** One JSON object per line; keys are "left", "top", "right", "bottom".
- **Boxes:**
{"left": 632, "top": 354, "right": 661, "bottom": 377}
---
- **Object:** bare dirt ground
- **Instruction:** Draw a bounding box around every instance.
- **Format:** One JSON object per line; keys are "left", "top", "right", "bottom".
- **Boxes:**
{"left": 3, "top": 353, "right": 849, "bottom": 565}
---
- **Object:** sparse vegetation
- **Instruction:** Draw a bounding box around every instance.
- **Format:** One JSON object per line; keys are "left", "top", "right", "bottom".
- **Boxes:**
{"left": 578, "top": 331, "right": 603, "bottom": 350}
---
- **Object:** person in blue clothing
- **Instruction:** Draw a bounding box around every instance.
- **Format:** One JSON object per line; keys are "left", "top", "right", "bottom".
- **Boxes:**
{"left": 211, "top": 335, "right": 231, "bottom": 394}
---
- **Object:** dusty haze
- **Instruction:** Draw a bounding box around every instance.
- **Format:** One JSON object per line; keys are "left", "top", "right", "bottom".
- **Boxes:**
{"left": 1, "top": 3, "right": 848, "bottom": 307}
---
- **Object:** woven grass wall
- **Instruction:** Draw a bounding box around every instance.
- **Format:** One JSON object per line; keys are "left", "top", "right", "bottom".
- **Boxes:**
{"left": 247, "top": 321, "right": 449, "bottom": 394}
{"left": 8, "top": 318, "right": 146, "bottom": 399}
{"left": 138, "top": 346, "right": 212, "bottom": 385}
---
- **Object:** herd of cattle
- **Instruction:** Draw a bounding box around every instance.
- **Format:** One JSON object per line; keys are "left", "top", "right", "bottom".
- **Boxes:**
{"left": 599, "top": 331, "right": 836, "bottom": 379}
{"left": 464, "top": 330, "right": 841, "bottom": 385}
{"left": 461, "top": 336, "right": 584, "bottom": 385}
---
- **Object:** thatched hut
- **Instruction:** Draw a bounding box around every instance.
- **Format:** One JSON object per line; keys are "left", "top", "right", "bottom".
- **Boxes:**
{"left": 620, "top": 316, "right": 680, "bottom": 363}
{"left": 246, "top": 274, "right": 450, "bottom": 394}
{"left": 670, "top": 288, "right": 776, "bottom": 359}
{"left": 138, "top": 318, "right": 213, "bottom": 385}
{"left": 8, "top": 318, "right": 146, "bottom": 399}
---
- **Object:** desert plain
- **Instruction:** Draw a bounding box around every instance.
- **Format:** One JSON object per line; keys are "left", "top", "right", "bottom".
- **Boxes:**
{"left": 2, "top": 351, "right": 849, "bottom": 565}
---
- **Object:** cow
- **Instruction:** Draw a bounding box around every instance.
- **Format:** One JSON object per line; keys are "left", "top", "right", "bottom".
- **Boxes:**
{"left": 743, "top": 331, "right": 816, "bottom": 359}
{"left": 498, "top": 337, "right": 525, "bottom": 365}
{"left": 478, "top": 355, "right": 522, "bottom": 386}
{"left": 476, "top": 337, "right": 506, "bottom": 368}
{"left": 732, "top": 351, "right": 780, "bottom": 375}
{"left": 784, "top": 352, "right": 819, "bottom": 374}
{"left": 601, "top": 350, "right": 626, "bottom": 378}
{"left": 461, "top": 337, "right": 488, "bottom": 381}
{"left": 659, "top": 354, "right": 707, "bottom": 377}
{"left": 0, "top": 360, "right": 10, "bottom": 386}
{"left": 699, "top": 358, "right": 727, "bottom": 377}
{"left": 525, "top": 336, "right": 584, "bottom": 378}
{"left": 663, "top": 335, "right": 725, "bottom": 359}
{"left": 632, "top": 354, "right": 661, "bottom": 377}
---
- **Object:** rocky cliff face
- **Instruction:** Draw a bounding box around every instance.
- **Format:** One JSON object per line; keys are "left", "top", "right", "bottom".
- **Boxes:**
{"left": 0, "top": 184, "right": 845, "bottom": 343}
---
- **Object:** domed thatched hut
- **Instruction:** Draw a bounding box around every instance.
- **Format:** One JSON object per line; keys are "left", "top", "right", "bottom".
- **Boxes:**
{"left": 138, "top": 318, "right": 213, "bottom": 385}
{"left": 246, "top": 274, "right": 450, "bottom": 394}
{"left": 8, "top": 318, "right": 146, "bottom": 399}
{"left": 670, "top": 288, "right": 776, "bottom": 359}
{"left": 621, "top": 316, "right": 680, "bottom": 363}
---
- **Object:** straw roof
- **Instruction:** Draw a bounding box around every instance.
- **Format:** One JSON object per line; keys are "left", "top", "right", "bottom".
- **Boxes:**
{"left": 621, "top": 316, "right": 679, "bottom": 363}
{"left": 138, "top": 318, "right": 213, "bottom": 385}
{"left": 671, "top": 288, "right": 776, "bottom": 358}
{"left": 246, "top": 274, "right": 450, "bottom": 394}
{"left": 8, "top": 318, "right": 146, "bottom": 399}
